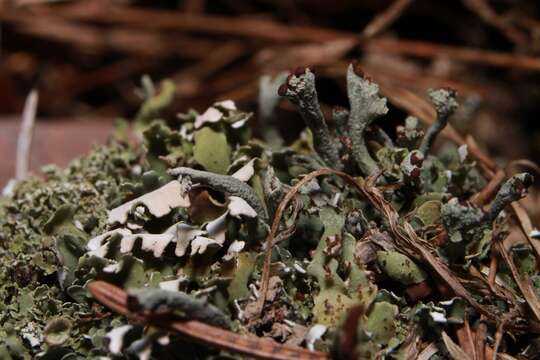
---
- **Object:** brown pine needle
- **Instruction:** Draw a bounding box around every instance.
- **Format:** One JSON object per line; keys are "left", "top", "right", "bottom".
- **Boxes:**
{"left": 476, "top": 318, "right": 487, "bottom": 360}
{"left": 362, "top": 0, "right": 414, "bottom": 39}
{"left": 470, "top": 170, "right": 505, "bottom": 206}
{"left": 365, "top": 37, "right": 540, "bottom": 71}
{"left": 88, "top": 280, "right": 329, "bottom": 360}
{"left": 456, "top": 318, "right": 477, "bottom": 360}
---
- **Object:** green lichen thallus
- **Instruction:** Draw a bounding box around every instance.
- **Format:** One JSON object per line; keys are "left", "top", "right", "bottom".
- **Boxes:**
{"left": 0, "top": 68, "right": 537, "bottom": 360}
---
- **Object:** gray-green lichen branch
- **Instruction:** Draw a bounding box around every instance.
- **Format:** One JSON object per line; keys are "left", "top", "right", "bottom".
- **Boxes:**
{"left": 332, "top": 106, "right": 350, "bottom": 138}
{"left": 484, "top": 172, "right": 534, "bottom": 222}
{"left": 419, "top": 88, "right": 458, "bottom": 155}
{"left": 346, "top": 63, "right": 388, "bottom": 176}
{"left": 278, "top": 67, "right": 344, "bottom": 170}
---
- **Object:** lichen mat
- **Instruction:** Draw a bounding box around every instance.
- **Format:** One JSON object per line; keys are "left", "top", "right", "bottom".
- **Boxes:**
{"left": 1, "top": 64, "right": 539, "bottom": 359}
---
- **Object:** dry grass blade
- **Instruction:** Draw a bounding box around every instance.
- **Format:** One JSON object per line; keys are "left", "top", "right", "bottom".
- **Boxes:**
{"left": 15, "top": 89, "right": 38, "bottom": 180}
{"left": 14, "top": 3, "right": 540, "bottom": 73}
{"left": 172, "top": 41, "right": 246, "bottom": 97}
{"left": 0, "top": 13, "right": 220, "bottom": 59}
{"left": 87, "top": 281, "right": 330, "bottom": 360}
{"left": 255, "top": 39, "right": 356, "bottom": 74}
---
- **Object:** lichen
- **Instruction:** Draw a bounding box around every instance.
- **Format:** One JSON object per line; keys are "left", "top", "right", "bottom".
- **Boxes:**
{"left": 1, "top": 68, "right": 535, "bottom": 360}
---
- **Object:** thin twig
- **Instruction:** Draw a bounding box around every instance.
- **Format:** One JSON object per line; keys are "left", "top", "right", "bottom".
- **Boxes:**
{"left": 362, "top": 0, "right": 414, "bottom": 38}
{"left": 15, "top": 89, "right": 38, "bottom": 180}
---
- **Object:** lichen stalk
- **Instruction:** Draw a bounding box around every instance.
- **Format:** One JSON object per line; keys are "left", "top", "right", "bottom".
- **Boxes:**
{"left": 484, "top": 172, "right": 534, "bottom": 222}
{"left": 419, "top": 88, "right": 458, "bottom": 155}
{"left": 279, "top": 67, "right": 344, "bottom": 170}
{"left": 332, "top": 106, "right": 349, "bottom": 138}
{"left": 346, "top": 63, "right": 388, "bottom": 176}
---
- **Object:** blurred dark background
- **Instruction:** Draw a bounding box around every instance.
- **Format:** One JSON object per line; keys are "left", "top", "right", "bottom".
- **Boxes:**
{"left": 1, "top": 0, "right": 540, "bottom": 192}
